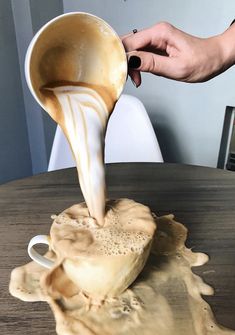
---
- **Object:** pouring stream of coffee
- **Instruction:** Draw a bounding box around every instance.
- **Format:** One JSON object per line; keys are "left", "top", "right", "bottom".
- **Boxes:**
{"left": 41, "top": 81, "right": 117, "bottom": 226}
{"left": 25, "top": 13, "right": 127, "bottom": 225}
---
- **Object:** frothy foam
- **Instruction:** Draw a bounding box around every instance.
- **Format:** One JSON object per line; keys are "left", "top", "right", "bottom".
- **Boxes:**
{"left": 50, "top": 199, "right": 155, "bottom": 259}
{"left": 46, "top": 199, "right": 157, "bottom": 299}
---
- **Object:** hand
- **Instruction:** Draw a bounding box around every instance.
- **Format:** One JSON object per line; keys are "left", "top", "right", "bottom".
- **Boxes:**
{"left": 122, "top": 22, "right": 235, "bottom": 87}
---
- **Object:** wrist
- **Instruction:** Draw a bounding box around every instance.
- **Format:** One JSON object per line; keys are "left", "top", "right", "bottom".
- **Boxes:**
{"left": 217, "top": 25, "right": 235, "bottom": 68}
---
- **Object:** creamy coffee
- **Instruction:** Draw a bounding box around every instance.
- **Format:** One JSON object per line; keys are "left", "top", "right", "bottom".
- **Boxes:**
{"left": 48, "top": 199, "right": 156, "bottom": 300}
{"left": 25, "top": 199, "right": 156, "bottom": 301}
{"left": 41, "top": 82, "right": 116, "bottom": 226}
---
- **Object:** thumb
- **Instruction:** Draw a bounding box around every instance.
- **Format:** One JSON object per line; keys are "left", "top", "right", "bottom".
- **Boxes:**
{"left": 127, "top": 51, "right": 174, "bottom": 78}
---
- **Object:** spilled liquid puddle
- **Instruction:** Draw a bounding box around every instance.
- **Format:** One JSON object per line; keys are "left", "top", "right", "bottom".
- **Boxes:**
{"left": 10, "top": 210, "right": 235, "bottom": 335}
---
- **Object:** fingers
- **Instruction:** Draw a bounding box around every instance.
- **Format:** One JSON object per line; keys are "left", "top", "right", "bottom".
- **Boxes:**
{"left": 120, "top": 34, "right": 141, "bottom": 87}
{"left": 127, "top": 50, "right": 175, "bottom": 78}
{"left": 128, "top": 69, "right": 142, "bottom": 87}
{"left": 121, "top": 31, "right": 142, "bottom": 87}
{"left": 120, "top": 32, "right": 134, "bottom": 41}
{"left": 122, "top": 27, "right": 154, "bottom": 52}
{"left": 122, "top": 22, "right": 176, "bottom": 86}
{"left": 122, "top": 22, "right": 173, "bottom": 52}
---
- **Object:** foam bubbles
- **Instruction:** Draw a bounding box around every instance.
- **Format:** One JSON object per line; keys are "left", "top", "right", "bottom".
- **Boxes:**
{"left": 92, "top": 227, "right": 151, "bottom": 256}
{"left": 50, "top": 200, "right": 156, "bottom": 257}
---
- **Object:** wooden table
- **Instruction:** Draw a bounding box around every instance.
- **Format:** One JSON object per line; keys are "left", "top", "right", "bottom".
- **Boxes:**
{"left": 1, "top": 163, "right": 235, "bottom": 334}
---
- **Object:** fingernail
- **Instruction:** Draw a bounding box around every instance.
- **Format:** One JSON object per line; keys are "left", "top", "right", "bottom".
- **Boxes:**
{"left": 131, "top": 78, "right": 137, "bottom": 88}
{"left": 128, "top": 56, "right": 141, "bottom": 69}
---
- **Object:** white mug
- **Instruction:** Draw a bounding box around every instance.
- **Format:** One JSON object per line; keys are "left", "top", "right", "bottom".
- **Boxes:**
{"left": 25, "top": 11, "right": 127, "bottom": 114}
{"left": 27, "top": 232, "right": 152, "bottom": 299}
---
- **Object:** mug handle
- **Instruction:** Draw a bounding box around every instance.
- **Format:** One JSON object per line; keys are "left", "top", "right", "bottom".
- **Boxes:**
{"left": 28, "top": 235, "right": 54, "bottom": 269}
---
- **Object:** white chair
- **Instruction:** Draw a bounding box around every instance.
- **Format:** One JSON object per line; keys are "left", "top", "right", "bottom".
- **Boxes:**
{"left": 48, "top": 94, "right": 163, "bottom": 171}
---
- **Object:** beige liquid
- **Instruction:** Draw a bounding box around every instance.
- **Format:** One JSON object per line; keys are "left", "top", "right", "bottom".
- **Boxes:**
{"left": 10, "top": 210, "right": 235, "bottom": 335}
{"left": 41, "top": 82, "right": 117, "bottom": 226}
{"left": 48, "top": 199, "right": 156, "bottom": 300}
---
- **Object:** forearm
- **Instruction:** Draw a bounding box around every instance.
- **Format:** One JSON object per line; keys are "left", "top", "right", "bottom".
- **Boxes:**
{"left": 180, "top": 24, "right": 235, "bottom": 82}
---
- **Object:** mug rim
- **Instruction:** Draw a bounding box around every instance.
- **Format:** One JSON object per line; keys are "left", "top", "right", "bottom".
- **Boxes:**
{"left": 24, "top": 11, "right": 127, "bottom": 111}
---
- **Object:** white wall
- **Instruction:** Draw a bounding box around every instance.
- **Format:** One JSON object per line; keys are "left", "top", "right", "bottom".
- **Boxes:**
{"left": 0, "top": 0, "right": 64, "bottom": 183}
{"left": 63, "top": 0, "right": 235, "bottom": 167}
{"left": 0, "top": 0, "right": 32, "bottom": 183}
{"left": 11, "top": 0, "right": 48, "bottom": 175}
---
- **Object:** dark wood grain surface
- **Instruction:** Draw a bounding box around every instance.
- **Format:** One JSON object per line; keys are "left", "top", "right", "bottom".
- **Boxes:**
{"left": 1, "top": 163, "right": 235, "bottom": 334}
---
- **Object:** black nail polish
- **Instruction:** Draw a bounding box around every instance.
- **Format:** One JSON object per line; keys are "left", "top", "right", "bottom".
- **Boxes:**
{"left": 128, "top": 56, "right": 141, "bottom": 69}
